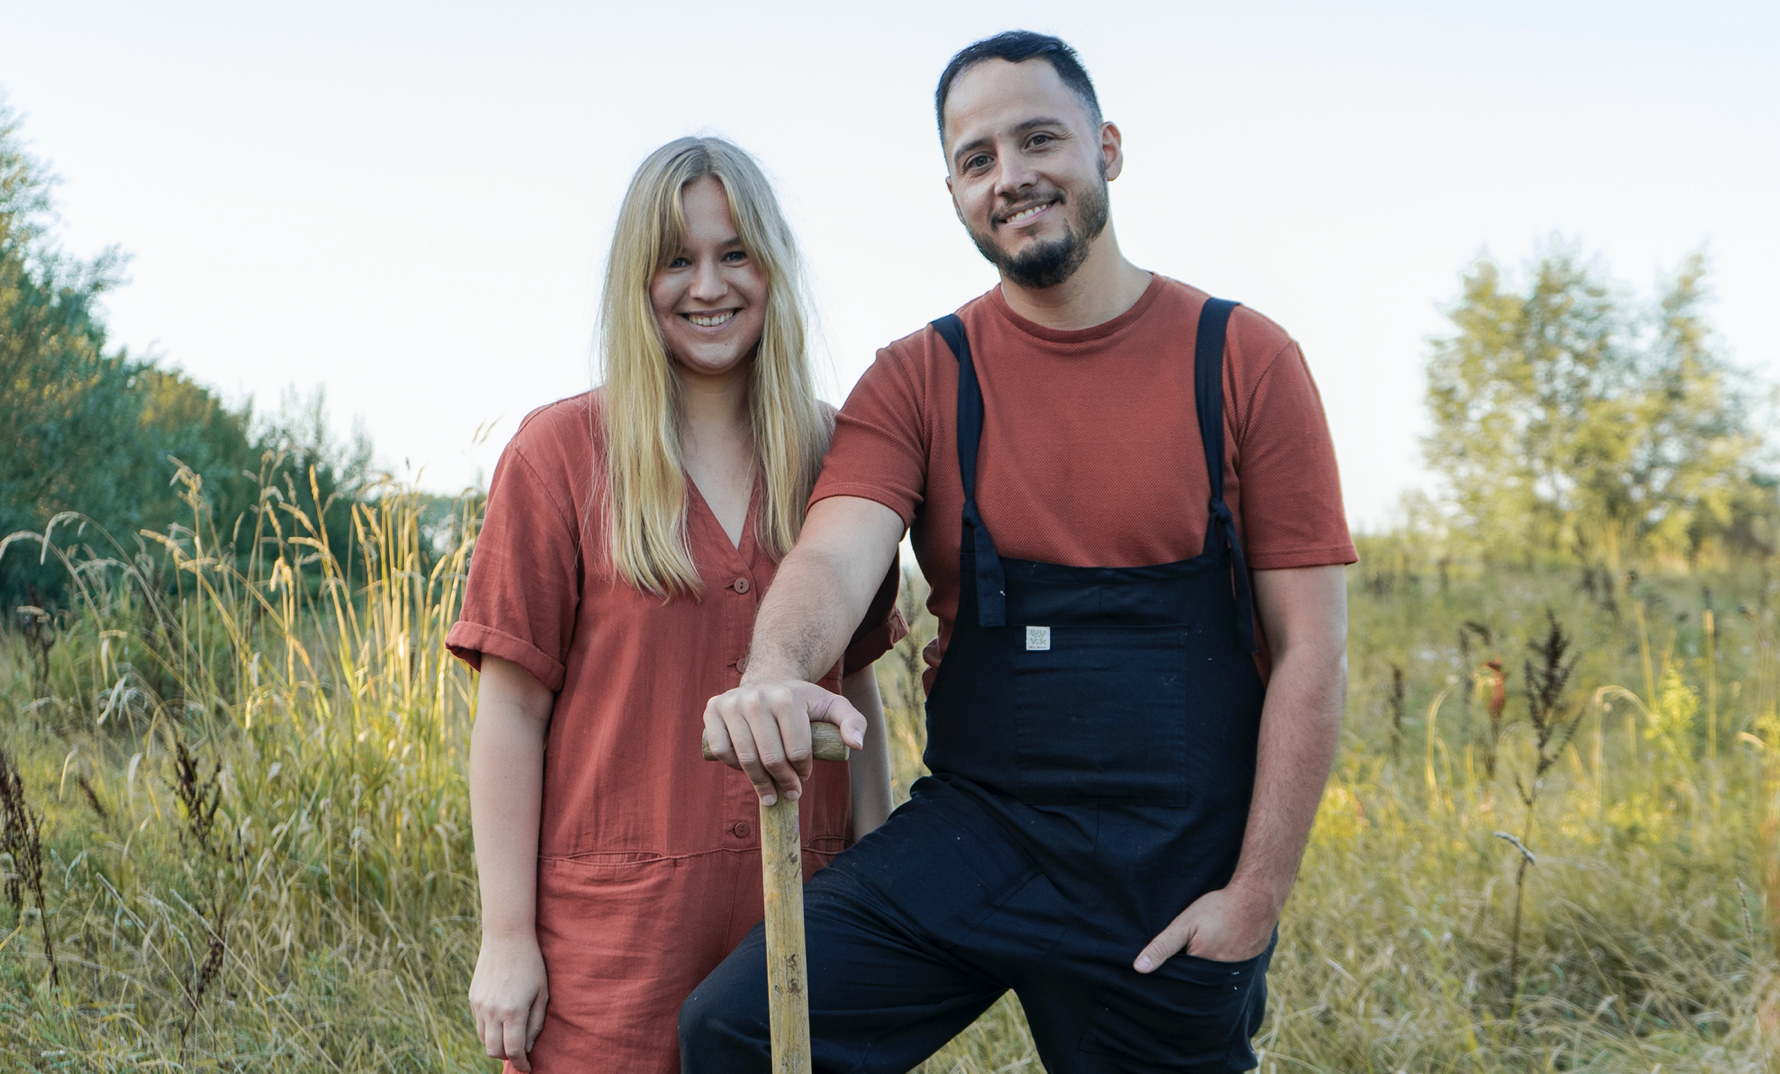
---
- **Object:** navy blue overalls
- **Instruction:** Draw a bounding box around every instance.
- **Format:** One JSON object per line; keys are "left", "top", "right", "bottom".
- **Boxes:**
{"left": 682, "top": 299, "right": 1274, "bottom": 1074}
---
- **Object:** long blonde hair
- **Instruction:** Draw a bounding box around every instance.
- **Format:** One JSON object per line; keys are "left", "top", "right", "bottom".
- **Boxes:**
{"left": 599, "top": 137, "right": 827, "bottom": 598}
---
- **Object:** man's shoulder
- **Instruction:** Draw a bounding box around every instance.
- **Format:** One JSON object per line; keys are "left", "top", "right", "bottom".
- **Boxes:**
{"left": 879, "top": 288, "right": 1001, "bottom": 367}
{"left": 1149, "top": 276, "right": 1297, "bottom": 368}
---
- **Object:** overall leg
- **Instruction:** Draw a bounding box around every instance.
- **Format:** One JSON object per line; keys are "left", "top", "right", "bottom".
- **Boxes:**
{"left": 680, "top": 784, "right": 1038, "bottom": 1073}
{"left": 958, "top": 805, "right": 1274, "bottom": 1074}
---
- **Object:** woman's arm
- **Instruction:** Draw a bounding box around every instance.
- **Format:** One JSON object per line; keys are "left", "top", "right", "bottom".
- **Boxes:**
{"left": 467, "top": 655, "right": 556, "bottom": 1072}
{"left": 840, "top": 668, "right": 893, "bottom": 842}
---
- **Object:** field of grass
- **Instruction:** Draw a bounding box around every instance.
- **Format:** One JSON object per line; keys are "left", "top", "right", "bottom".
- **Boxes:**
{"left": 1, "top": 479, "right": 1776, "bottom": 1072}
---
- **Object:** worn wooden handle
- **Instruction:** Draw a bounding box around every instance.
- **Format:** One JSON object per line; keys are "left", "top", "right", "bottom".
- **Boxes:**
{"left": 701, "top": 721, "right": 850, "bottom": 762}
{"left": 703, "top": 721, "right": 838, "bottom": 1072}
{"left": 759, "top": 792, "right": 811, "bottom": 1073}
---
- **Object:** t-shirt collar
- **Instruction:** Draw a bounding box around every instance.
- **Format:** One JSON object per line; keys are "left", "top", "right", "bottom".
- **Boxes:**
{"left": 985, "top": 273, "right": 1165, "bottom": 346}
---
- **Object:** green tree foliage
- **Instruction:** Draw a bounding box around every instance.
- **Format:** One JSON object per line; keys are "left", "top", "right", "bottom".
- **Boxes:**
{"left": 1, "top": 106, "right": 140, "bottom": 567}
{"left": 1422, "top": 246, "right": 1774, "bottom": 570}
{"left": 0, "top": 104, "right": 375, "bottom": 610}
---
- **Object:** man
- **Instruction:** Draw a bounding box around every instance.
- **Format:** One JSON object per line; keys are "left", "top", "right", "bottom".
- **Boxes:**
{"left": 683, "top": 31, "right": 1353, "bottom": 1073}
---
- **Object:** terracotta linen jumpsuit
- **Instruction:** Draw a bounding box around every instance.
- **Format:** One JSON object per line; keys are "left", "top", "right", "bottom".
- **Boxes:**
{"left": 446, "top": 392, "right": 904, "bottom": 1073}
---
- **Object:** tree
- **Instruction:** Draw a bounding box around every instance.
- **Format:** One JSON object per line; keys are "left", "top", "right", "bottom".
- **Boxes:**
{"left": 1, "top": 102, "right": 143, "bottom": 603}
{"left": 0, "top": 103, "right": 365, "bottom": 610}
{"left": 1422, "top": 245, "right": 1770, "bottom": 571}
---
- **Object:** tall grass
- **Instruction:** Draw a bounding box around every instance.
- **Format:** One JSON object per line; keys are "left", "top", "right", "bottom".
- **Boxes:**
{"left": 0, "top": 465, "right": 484, "bottom": 1071}
{"left": 1, "top": 486, "right": 1776, "bottom": 1071}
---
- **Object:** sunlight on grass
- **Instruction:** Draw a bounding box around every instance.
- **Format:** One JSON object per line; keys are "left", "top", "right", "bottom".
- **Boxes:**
{"left": 1, "top": 480, "right": 1776, "bottom": 1071}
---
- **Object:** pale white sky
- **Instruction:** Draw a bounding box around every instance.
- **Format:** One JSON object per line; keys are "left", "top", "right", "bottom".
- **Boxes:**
{"left": 3, "top": 0, "right": 1775, "bottom": 527}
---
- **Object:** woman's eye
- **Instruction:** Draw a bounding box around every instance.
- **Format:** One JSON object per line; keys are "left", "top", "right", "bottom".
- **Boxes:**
{"left": 721, "top": 250, "right": 748, "bottom": 263}
{"left": 667, "top": 256, "right": 690, "bottom": 269}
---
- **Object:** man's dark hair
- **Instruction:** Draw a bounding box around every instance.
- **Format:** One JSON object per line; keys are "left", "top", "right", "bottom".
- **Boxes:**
{"left": 934, "top": 31, "right": 1102, "bottom": 144}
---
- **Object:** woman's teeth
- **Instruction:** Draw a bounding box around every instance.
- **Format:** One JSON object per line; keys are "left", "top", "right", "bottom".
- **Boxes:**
{"left": 687, "top": 311, "right": 735, "bottom": 328}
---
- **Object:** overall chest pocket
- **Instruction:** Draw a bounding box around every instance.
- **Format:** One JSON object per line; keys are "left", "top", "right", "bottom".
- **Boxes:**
{"left": 1011, "top": 624, "right": 1189, "bottom": 804}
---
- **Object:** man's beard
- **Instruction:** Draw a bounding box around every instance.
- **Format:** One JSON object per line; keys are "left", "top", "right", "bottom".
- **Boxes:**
{"left": 966, "top": 175, "right": 1111, "bottom": 290}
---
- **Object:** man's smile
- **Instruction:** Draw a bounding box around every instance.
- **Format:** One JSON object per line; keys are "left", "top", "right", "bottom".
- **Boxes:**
{"left": 997, "top": 199, "right": 1059, "bottom": 229}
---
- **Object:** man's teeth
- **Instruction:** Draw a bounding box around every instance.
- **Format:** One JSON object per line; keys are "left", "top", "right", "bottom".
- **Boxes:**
{"left": 688, "top": 311, "right": 734, "bottom": 327}
{"left": 1007, "top": 204, "right": 1049, "bottom": 223}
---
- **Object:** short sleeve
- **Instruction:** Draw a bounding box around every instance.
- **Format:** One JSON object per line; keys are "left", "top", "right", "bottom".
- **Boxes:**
{"left": 811, "top": 339, "right": 930, "bottom": 525}
{"left": 446, "top": 439, "right": 582, "bottom": 692}
{"left": 842, "top": 557, "right": 909, "bottom": 674}
{"left": 1233, "top": 341, "right": 1357, "bottom": 570}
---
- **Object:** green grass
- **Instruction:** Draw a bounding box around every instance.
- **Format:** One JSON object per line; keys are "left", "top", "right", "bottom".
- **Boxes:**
{"left": 2, "top": 483, "right": 1776, "bottom": 1071}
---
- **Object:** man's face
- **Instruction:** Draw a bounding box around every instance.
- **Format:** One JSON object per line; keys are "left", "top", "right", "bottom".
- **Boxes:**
{"left": 942, "top": 59, "right": 1117, "bottom": 289}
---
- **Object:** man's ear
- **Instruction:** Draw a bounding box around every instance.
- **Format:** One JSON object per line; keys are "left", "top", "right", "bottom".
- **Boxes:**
{"left": 1101, "top": 121, "right": 1125, "bottom": 182}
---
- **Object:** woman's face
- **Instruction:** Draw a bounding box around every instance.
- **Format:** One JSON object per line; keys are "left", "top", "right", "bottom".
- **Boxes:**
{"left": 650, "top": 176, "right": 768, "bottom": 381}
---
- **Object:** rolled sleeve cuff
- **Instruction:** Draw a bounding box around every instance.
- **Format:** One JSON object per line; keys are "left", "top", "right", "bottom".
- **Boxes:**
{"left": 445, "top": 621, "right": 565, "bottom": 693}
{"left": 843, "top": 606, "right": 909, "bottom": 675}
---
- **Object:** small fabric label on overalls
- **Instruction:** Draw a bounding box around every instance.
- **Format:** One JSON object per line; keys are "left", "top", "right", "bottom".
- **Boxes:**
{"left": 1025, "top": 626, "right": 1051, "bottom": 651}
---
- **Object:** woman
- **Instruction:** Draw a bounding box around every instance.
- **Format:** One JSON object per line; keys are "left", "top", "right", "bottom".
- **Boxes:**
{"left": 446, "top": 137, "right": 904, "bottom": 1073}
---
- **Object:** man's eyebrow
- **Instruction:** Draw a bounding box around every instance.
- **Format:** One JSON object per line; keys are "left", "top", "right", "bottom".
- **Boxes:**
{"left": 950, "top": 117, "right": 1072, "bottom": 168}
{"left": 950, "top": 135, "right": 993, "bottom": 168}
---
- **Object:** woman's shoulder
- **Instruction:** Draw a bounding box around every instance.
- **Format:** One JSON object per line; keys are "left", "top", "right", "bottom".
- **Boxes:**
{"left": 504, "top": 390, "right": 606, "bottom": 466}
{"left": 510, "top": 390, "right": 600, "bottom": 451}
{"left": 494, "top": 390, "right": 600, "bottom": 503}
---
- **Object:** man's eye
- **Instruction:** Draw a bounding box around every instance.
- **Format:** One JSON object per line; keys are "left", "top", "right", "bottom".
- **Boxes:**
{"left": 965, "top": 154, "right": 991, "bottom": 171}
{"left": 1029, "top": 134, "right": 1052, "bottom": 148}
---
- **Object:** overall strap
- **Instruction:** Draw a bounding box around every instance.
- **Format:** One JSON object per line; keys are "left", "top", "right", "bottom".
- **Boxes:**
{"left": 930, "top": 315, "right": 1008, "bottom": 627}
{"left": 1195, "top": 298, "right": 1259, "bottom": 653}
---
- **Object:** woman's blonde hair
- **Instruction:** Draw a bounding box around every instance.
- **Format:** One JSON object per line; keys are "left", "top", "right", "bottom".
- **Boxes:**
{"left": 598, "top": 136, "right": 828, "bottom": 598}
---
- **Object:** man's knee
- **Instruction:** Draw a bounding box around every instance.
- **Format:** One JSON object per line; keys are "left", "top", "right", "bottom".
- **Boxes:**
{"left": 678, "top": 949, "right": 770, "bottom": 1070}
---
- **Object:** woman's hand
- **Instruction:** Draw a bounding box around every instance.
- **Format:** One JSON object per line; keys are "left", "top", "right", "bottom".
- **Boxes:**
{"left": 470, "top": 931, "right": 550, "bottom": 1070}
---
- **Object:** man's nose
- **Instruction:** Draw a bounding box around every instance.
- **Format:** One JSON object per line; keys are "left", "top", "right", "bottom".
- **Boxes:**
{"left": 993, "top": 151, "right": 1038, "bottom": 201}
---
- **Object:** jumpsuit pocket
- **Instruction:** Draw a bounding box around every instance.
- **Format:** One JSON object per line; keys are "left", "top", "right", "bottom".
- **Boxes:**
{"left": 1011, "top": 625, "right": 1188, "bottom": 803}
{"left": 1078, "top": 949, "right": 1269, "bottom": 1072}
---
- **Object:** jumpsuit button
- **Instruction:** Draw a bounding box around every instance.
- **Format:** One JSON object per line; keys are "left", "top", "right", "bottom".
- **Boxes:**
{"left": 731, "top": 821, "right": 751, "bottom": 838}
{"left": 734, "top": 578, "right": 750, "bottom": 594}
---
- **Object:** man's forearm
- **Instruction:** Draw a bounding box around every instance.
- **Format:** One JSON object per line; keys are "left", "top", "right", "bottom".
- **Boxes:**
{"left": 745, "top": 542, "right": 866, "bottom": 683}
{"left": 742, "top": 497, "right": 904, "bottom": 685}
{"left": 1226, "top": 644, "right": 1345, "bottom": 914}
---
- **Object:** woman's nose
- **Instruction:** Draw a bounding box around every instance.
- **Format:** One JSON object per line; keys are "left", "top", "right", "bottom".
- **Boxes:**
{"left": 689, "top": 256, "right": 726, "bottom": 301}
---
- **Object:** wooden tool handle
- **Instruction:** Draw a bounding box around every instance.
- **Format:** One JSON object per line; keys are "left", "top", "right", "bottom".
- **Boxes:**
{"left": 701, "top": 720, "right": 850, "bottom": 762}
{"left": 759, "top": 793, "right": 811, "bottom": 1073}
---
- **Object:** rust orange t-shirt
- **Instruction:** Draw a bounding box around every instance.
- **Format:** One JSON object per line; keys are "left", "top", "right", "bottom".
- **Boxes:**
{"left": 812, "top": 275, "right": 1356, "bottom": 688}
{"left": 445, "top": 391, "right": 903, "bottom": 1073}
